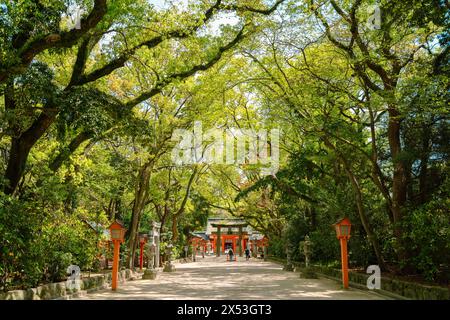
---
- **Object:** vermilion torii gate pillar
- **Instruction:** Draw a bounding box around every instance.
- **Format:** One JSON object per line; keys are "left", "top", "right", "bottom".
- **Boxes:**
{"left": 216, "top": 226, "right": 222, "bottom": 257}
{"left": 212, "top": 222, "right": 247, "bottom": 258}
{"left": 238, "top": 226, "right": 243, "bottom": 257}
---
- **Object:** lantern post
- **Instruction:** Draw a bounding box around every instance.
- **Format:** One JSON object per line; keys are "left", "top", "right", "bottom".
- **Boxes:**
{"left": 333, "top": 217, "right": 352, "bottom": 289}
{"left": 109, "top": 221, "right": 126, "bottom": 291}
{"left": 139, "top": 232, "right": 148, "bottom": 271}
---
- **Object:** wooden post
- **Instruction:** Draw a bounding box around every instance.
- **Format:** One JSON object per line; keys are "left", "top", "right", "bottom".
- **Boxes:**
{"left": 216, "top": 226, "right": 221, "bottom": 257}
{"left": 139, "top": 241, "right": 144, "bottom": 271}
{"left": 238, "top": 226, "right": 243, "bottom": 257}
{"left": 340, "top": 238, "right": 349, "bottom": 289}
{"left": 221, "top": 235, "right": 225, "bottom": 253}
{"left": 112, "top": 240, "right": 120, "bottom": 290}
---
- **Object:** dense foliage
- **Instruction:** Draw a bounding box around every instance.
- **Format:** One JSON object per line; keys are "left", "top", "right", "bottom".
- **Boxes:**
{"left": 0, "top": 0, "right": 448, "bottom": 291}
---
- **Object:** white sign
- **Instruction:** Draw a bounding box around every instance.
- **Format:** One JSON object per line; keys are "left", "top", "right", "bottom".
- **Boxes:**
{"left": 171, "top": 121, "right": 280, "bottom": 175}
{"left": 366, "top": 265, "right": 381, "bottom": 290}
{"left": 66, "top": 265, "right": 81, "bottom": 291}
{"left": 366, "top": 5, "right": 381, "bottom": 30}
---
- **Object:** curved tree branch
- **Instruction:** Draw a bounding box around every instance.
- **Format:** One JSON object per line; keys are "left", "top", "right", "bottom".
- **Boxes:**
{"left": 0, "top": 0, "right": 107, "bottom": 84}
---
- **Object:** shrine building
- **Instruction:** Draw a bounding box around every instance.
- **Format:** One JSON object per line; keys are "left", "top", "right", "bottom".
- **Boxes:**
{"left": 190, "top": 217, "right": 269, "bottom": 257}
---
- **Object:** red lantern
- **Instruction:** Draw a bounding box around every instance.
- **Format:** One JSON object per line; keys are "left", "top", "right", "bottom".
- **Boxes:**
{"left": 333, "top": 217, "right": 351, "bottom": 289}
{"left": 108, "top": 220, "right": 126, "bottom": 290}
{"left": 139, "top": 232, "right": 148, "bottom": 244}
{"left": 138, "top": 232, "right": 148, "bottom": 271}
{"left": 109, "top": 220, "right": 126, "bottom": 243}
{"left": 333, "top": 217, "right": 352, "bottom": 240}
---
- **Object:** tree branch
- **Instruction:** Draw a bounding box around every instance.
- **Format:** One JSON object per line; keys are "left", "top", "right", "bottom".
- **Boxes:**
{"left": 0, "top": 0, "right": 107, "bottom": 84}
{"left": 125, "top": 25, "right": 247, "bottom": 108}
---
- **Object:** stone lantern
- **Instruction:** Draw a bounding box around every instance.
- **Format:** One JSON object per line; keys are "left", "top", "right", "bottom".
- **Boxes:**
{"left": 163, "top": 242, "right": 176, "bottom": 272}
{"left": 304, "top": 235, "right": 311, "bottom": 267}
{"left": 283, "top": 243, "right": 294, "bottom": 272}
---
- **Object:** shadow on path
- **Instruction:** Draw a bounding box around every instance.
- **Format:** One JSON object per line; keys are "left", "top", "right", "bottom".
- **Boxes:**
{"left": 78, "top": 257, "right": 386, "bottom": 300}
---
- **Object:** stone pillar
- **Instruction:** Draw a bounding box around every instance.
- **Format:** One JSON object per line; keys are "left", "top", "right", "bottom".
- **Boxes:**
{"left": 163, "top": 243, "right": 175, "bottom": 272}
{"left": 143, "top": 243, "right": 158, "bottom": 279}
{"left": 284, "top": 244, "right": 294, "bottom": 271}
{"left": 216, "top": 227, "right": 221, "bottom": 257}
{"left": 155, "top": 236, "right": 160, "bottom": 268}
{"left": 151, "top": 221, "right": 161, "bottom": 268}
{"left": 300, "top": 235, "right": 317, "bottom": 278}
{"left": 184, "top": 245, "right": 189, "bottom": 259}
{"left": 148, "top": 244, "right": 155, "bottom": 268}
{"left": 304, "top": 235, "right": 311, "bottom": 267}
{"left": 238, "top": 226, "right": 243, "bottom": 257}
{"left": 143, "top": 224, "right": 159, "bottom": 280}
{"left": 191, "top": 243, "right": 196, "bottom": 262}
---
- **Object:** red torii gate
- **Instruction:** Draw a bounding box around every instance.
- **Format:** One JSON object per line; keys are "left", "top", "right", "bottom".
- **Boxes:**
{"left": 249, "top": 236, "right": 269, "bottom": 258}
{"left": 189, "top": 235, "right": 209, "bottom": 256}
{"left": 211, "top": 222, "right": 248, "bottom": 257}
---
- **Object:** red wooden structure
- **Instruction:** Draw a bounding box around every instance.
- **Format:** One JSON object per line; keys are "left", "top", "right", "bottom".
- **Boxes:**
{"left": 333, "top": 217, "right": 352, "bottom": 289}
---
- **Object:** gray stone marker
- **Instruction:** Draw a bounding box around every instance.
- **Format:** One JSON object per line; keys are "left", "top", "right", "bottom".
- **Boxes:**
{"left": 143, "top": 221, "right": 161, "bottom": 279}
{"left": 150, "top": 221, "right": 161, "bottom": 268}
{"left": 299, "top": 235, "right": 317, "bottom": 278}
{"left": 143, "top": 243, "right": 157, "bottom": 280}
{"left": 163, "top": 243, "right": 176, "bottom": 272}
{"left": 304, "top": 235, "right": 311, "bottom": 267}
{"left": 283, "top": 244, "right": 294, "bottom": 271}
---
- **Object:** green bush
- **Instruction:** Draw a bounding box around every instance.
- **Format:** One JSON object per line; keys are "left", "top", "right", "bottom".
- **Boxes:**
{"left": 309, "top": 228, "right": 340, "bottom": 264}
{"left": 46, "top": 252, "right": 73, "bottom": 282}
{"left": 267, "top": 237, "right": 285, "bottom": 258}
{"left": 0, "top": 193, "right": 44, "bottom": 289}
{"left": 0, "top": 191, "right": 103, "bottom": 291}
{"left": 403, "top": 184, "right": 450, "bottom": 281}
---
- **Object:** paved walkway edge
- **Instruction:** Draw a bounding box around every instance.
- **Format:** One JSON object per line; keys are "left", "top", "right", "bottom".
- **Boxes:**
{"left": 0, "top": 269, "right": 142, "bottom": 300}
{"left": 269, "top": 259, "right": 403, "bottom": 300}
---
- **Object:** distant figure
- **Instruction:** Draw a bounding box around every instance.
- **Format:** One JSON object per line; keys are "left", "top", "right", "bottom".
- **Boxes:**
{"left": 228, "top": 248, "right": 234, "bottom": 261}
{"left": 245, "top": 248, "right": 250, "bottom": 260}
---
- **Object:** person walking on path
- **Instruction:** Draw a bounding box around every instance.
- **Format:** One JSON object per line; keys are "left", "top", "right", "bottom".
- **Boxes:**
{"left": 228, "top": 248, "right": 234, "bottom": 261}
{"left": 245, "top": 248, "right": 250, "bottom": 260}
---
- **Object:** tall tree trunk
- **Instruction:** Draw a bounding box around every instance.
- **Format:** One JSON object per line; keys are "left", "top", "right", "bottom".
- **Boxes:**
{"left": 310, "top": 207, "right": 317, "bottom": 230}
{"left": 107, "top": 199, "right": 115, "bottom": 220}
{"left": 367, "top": 103, "right": 394, "bottom": 223}
{"left": 344, "top": 168, "right": 388, "bottom": 271}
{"left": 171, "top": 166, "right": 199, "bottom": 243}
{"left": 171, "top": 215, "right": 178, "bottom": 243}
{"left": 4, "top": 111, "right": 57, "bottom": 195}
{"left": 418, "top": 122, "right": 432, "bottom": 204}
{"left": 387, "top": 107, "right": 409, "bottom": 265}
{"left": 126, "top": 160, "right": 153, "bottom": 269}
{"left": 324, "top": 137, "right": 388, "bottom": 270}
